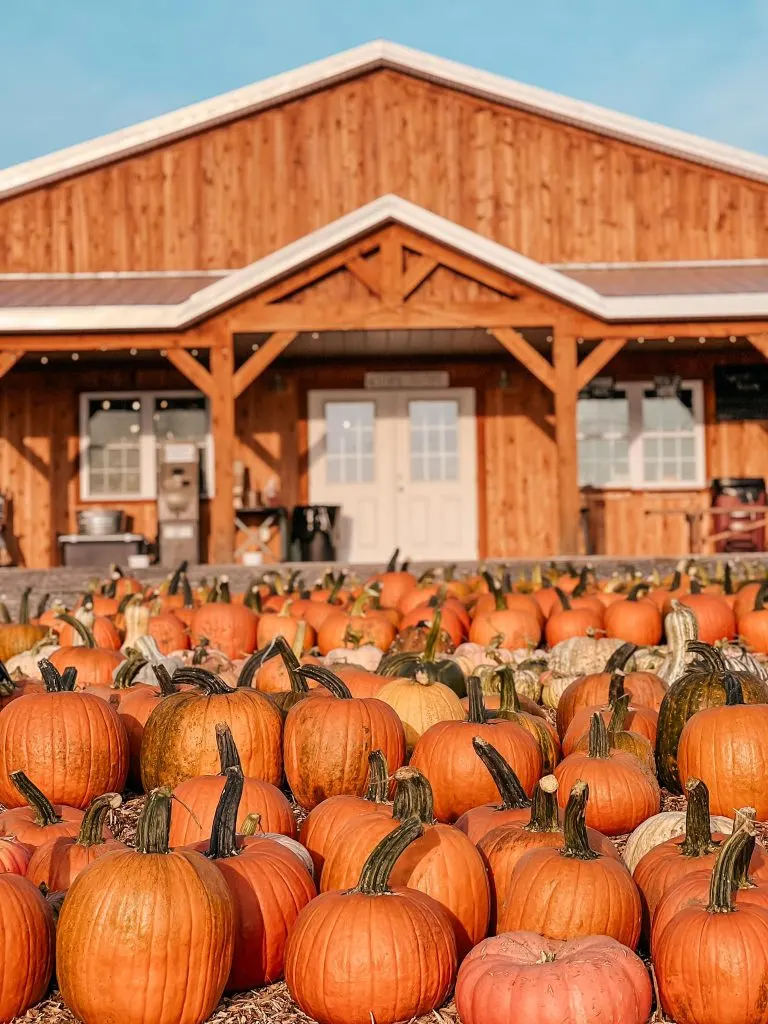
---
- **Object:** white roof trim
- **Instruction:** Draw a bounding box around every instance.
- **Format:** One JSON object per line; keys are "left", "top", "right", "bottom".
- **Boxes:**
{"left": 2, "top": 195, "right": 768, "bottom": 332}
{"left": 3, "top": 40, "right": 768, "bottom": 200}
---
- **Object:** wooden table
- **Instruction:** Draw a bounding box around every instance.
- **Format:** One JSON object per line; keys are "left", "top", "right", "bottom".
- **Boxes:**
{"left": 644, "top": 504, "right": 768, "bottom": 554}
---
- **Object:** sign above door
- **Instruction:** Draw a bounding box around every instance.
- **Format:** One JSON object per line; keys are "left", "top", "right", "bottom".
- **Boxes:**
{"left": 364, "top": 370, "right": 449, "bottom": 390}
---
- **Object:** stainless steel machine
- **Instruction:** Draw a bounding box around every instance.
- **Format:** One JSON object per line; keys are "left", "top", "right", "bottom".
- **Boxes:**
{"left": 157, "top": 442, "right": 200, "bottom": 566}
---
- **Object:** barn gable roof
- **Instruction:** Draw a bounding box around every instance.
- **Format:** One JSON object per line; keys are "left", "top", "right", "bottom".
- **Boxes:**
{"left": 2, "top": 40, "right": 768, "bottom": 201}
{"left": 2, "top": 195, "right": 768, "bottom": 332}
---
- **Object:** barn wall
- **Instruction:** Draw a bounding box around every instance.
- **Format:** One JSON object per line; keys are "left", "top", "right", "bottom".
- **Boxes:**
{"left": 3, "top": 70, "right": 768, "bottom": 273}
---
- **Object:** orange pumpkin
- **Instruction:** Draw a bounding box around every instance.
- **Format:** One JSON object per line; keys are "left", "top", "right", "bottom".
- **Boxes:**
{"left": 190, "top": 592, "right": 259, "bottom": 659}
{"left": 679, "top": 582, "right": 736, "bottom": 644}
{"left": 147, "top": 611, "right": 189, "bottom": 654}
{"left": 453, "top": 737, "right": 533, "bottom": 843}
{"left": 366, "top": 550, "right": 417, "bottom": 609}
{"left": 0, "top": 771, "right": 88, "bottom": 850}
{"left": 545, "top": 589, "right": 604, "bottom": 647}
{"left": 50, "top": 613, "right": 124, "bottom": 687}
{"left": 738, "top": 580, "right": 768, "bottom": 655}
{"left": 0, "top": 873, "right": 54, "bottom": 1021}
{"left": 256, "top": 604, "right": 316, "bottom": 651}
{"left": 561, "top": 673, "right": 658, "bottom": 755}
{"left": 317, "top": 592, "right": 397, "bottom": 655}
{"left": 604, "top": 582, "right": 663, "bottom": 646}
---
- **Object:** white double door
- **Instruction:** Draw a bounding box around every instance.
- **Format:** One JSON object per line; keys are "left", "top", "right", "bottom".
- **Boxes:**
{"left": 308, "top": 388, "right": 478, "bottom": 564}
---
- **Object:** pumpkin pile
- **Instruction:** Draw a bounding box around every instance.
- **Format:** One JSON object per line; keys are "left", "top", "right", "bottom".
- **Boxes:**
{"left": 0, "top": 554, "right": 767, "bottom": 1022}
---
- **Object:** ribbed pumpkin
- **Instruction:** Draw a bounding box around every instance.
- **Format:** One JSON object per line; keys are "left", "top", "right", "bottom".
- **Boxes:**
{"left": 0, "top": 659, "right": 129, "bottom": 809}
{"left": 169, "top": 724, "right": 295, "bottom": 846}
{"left": 678, "top": 580, "right": 737, "bottom": 644}
{"left": 25, "top": 792, "right": 124, "bottom": 890}
{"left": 49, "top": 614, "right": 124, "bottom": 687}
{"left": 456, "top": 932, "right": 652, "bottom": 1024}
{"left": 738, "top": 581, "right": 768, "bottom": 655}
{"left": 375, "top": 670, "right": 466, "bottom": 750}
{"left": 554, "top": 713, "right": 660, "bottom": 836}
{"left": 378, "top": 611, "right": 467, "bottom": 698}
{"left": 367, "top": 550, "right": 417, "bottom": 609}
{"left": 410, "top": 677, "right": 542, "bottom": 823}
{"left": 655, "top": 822, "right": 768, "bottom": 1024}
{"left": 497, "top": 781, "right": 642, "bottom": 948}
{"left": 299, "top": 750, "right": 393, "bottom": 877}
{"left": 286, "top": 818, "right": 457, "bottom": 1024}
{"left": 469, "top": 574, "right": 541, "bottom": 649}
{"left": 0, "top": 835, "right": 30, "bottom": 875}
{"left": 655, "top": 640, "right": 768, "bottom": 792}
{"left": 57, "top": 788, "right": 235, "bottom": 1024}
{"left": 190, "top": 589, "right": 259, "bottom": 659}
{"left": 544, "top": 588, "right": 604, "bottom": 647}
{"left": 188, "top": 765, "right": 316, "bottom": 991}
{"left": 284, "top": 664, "right": 405, "bottom": 810}
{"left": 0, "top": 873, "right": 54, "bottom": 1021}
{"left": 561, "top": 673, "right": 658, "bottom": 755}
{"left": 678, "top": 671, "right": 768, "bottom": 819}
{"left": 147, "top": 611, "right": 189, "bottom": 654}
{"left": 453, "top": 737, "right": 533, "bottom": 843}
{"left": 316, "top": 590, "right": 397, "bottom": 654}
{"left": 604, "top": 582, "right": 663, "bottom": 646}
{"left": 116, "top": 663, "right": 179, "bottom": 788}
{"left": 0, "top": 771, "right": 87, "bottom": 849}
{"left": 140, "top": 666, "right": 283, "bottom": 791}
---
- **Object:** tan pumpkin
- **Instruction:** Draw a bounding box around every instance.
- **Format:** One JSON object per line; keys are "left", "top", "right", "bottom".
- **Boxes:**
{"left": 375, "top": 671, "right": 466, "bottom": 750}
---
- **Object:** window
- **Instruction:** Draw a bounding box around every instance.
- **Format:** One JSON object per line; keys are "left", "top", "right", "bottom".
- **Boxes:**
{"left": 325, "top": 401, "right": 375, "bottom": 484}
{"left": 577, "top": 380, "right": 704, "bottom": 490}
{"left": 409, "top": 399, "right": 459, "bottom": 482}
{"left": 80, "top": 391, "right": 214, "bottom": 500}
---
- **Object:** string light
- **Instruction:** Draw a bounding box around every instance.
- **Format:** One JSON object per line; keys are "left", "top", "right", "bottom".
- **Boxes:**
{"left": 637, "top": 337, "right": 645, "bottom": 345}
{"left": 71, "top": 353, "right": 79, "bottom": 361}
{"left": 160, "top": 349, "right": 167, "bottom": 357}
{"left": 130, "top": 348, "right": 137, "bottom": 356}
{"left": 251, "top": 343, "right": 260, "bottom": 351}
{"left": 729, "top": 336, "right": 737, "bottom": 343}
{"left": 311, "top": 332, "right": 320, "bottom": 340}
{"left": 546, "top": 335, "right": 553, "bottom": 343}
{"left": 40, "top": 356, "right": 48, "bottom": 365}
{"left": 698, "top": 336, "right": 706, "bottom": 344}
{"left": 667, "top": 336, "right": 675, "bottom": 343}
{"left": 191, "top": 349, "right": 199, "bottom": 356}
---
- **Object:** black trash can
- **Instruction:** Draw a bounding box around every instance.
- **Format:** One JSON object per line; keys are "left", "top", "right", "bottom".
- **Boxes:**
{"left": 711, "top": 478, "right": 767, "bottom": 552}
{"left": 291, "top": 505, "right": 340, "bottom": 561}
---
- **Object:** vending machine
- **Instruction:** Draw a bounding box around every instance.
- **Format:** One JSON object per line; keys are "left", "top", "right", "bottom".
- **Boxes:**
{"left": 156, "top": 442, "right": 200, "bottom": 566}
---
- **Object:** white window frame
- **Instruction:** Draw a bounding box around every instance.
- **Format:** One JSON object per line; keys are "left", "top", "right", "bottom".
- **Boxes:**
{"left": 578, "top": 379, "right": 706, "bottom": 491}
{"left": 79, "top": 390, "right": 215, "bottom": 501}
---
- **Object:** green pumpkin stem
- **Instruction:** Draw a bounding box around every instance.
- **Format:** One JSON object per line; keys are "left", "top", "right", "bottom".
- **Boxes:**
{"left": 10, "top": 771, "right": 61, "bottom": 827}
{"left": 172, "top": 667, "right": 233, "bottom": 695}
{"left": 216, "top": 723, "right": 242, "bottom": 773}
{"left": 707, "top": 821, "right": 755, "bottom": 912}
{"left": 135, "top": 787, "right": 173, "bottom": 855}
{"left": 218, "top": 578, "right": 232, "bottom": 604}
{"left": 299, "top": 664, "right": 353, "bottom": 699}
{"left": 77, "top": 793, "right": 122, "bottom": 848}
{"left": 466, "top": 676, "right": 488, "bottom": 724}
{"left": 526, "top": 776, "right": 560, "bottom": 833}
{"left": 733, "top": 807, "right": 758, "bottom": 888}
{"left": 38, "top": 659, "right": 78, "bottom": 693}
{"left": 604, "top": 642, "right": 637, "bottom": 673}
{"left": 206, "top": 766, "right": 244, "bottom": 861}
{"left": 355, "top": 817, "right": 424, "bottom": 895}
{"left": 560, "top": 781, "right": 599, "bottom": 861}
{"left": 392, "top": 767, "right": 434, "bottom": 824}
{"left": 113, "top": 655, "right": 148, "bottom": 690}
{"left": 587, "top": 712, "right": 611, "bottom": 759}
{"left": 18, "top": 588, "right": 31, "bottom": 625}
{"left": 680, "top": 778, "right": 719, "bottom": 858}
{"left": 496, "top": 666, "right": 521, "bottom": 714}
{"left": 422, "top": 609, "right": 442, "bottom": 662}
{"left": 365, "top": 750, "right": 390, "bottom": 803}
{"left": 243, "top": 583, "right": 263, "bottom": 613}
{"left": 238, "top": 635, "right": 300, "bottom": 688}
{"left": 181, "top": 574, "right": 195, "bottom": 609}
{"left": 687, "top": 640, "right": 725, "bottom": 673}
{"left": 55, "top": 612, "right": 96, "bottom": 649}
{"left": 471, "top": 736, "right": 531, "bottom": 811}
{"left": 606, "top": 693, "right": 630, "bottom": 737}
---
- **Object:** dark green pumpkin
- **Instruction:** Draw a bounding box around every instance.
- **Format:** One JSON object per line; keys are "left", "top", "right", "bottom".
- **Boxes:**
{"left": 655, "top": 641, "right": 768, "bottom": 792}
{"left": 377, "top": 610, "right": 466, "bottom": 698}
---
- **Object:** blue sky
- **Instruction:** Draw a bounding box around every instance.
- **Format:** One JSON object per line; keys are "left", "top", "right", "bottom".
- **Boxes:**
{"left": 2, "top": 1, "right": 767, "bottom": 168}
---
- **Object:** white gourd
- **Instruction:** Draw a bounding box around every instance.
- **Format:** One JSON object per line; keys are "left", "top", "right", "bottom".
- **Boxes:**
{"left": 624, "top": 810, "right": 734, "bottom": 874}
{"left": 657, "top": 601, "right": 698, "bottom": 683}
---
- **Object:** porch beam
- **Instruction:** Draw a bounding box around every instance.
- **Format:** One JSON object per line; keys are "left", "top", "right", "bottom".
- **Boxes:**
{"left": 233, "top": 331, "right": 298, "bottom": 398}
{"left": 746, "top": 333, "right": 768, "bottom": 359}
{"left": 402, "top": 256, "right": 438, "bottom": 300}
{"left": 575, "top": 337, "right": 628, "bottom": 391}
{"left": 165, "top": 349, "right": 214, "bottom": 397}
{"left": 346, "top": 257, "right": 382, "bottom": 299}
{"left": 209, "top": 327, "right": 236, "bottom": 564}
{"left": 0, "top": 333, "right": 199, "bottom": 353}
{"left": 0, "top": 351, "right": 23, "bottom": 382}
{"left": 553, "top": 331, "right": 580, "bottom": 555}
{"left": 490, "top": 327, "right": 556, "bottom": 392}
{"left": 378, "top": 230, "right": 403, "bottom": 306}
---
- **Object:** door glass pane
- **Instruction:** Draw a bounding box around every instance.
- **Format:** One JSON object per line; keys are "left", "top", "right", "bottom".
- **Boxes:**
{"left": 86, "top": 397, "right": 142, "bottom": 496}
{"left": 576, "top": 392, "right": 629, "bottom": 487}
{"left": 153, "top": 395, "right": 210, "bottom": 496}
{"left": 409, "top": 400, "right": 459, "bottom": 481}
{"left": 640, "top": 385, "right": 699, "bottom": 486}
{"left": 325, "top": 402, "right": 375, "bottom": 484}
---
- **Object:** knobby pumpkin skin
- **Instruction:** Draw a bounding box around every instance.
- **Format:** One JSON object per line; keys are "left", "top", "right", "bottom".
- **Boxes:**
{"left": 498, "top": 781, "right": 642, "bottom": 949}
{"left": 409, "top": 677, "right": 542, "bottom": 823}
{"left": 0, "top": 873, "right": 55, "bottom": 1022}
{"left": 57, "top": 787, "right": 235, "bottom": 1024}
{"left": 187, "top": 766, "right": 316, "bottom": 992}
{"left": 284, "top": 665, "right": 406, "bottom": 810}
{"left": 677, "top": 671, "right": 768, "bottom": 819}
{"left": 286, "top": 817, "right": 457, "bottom": 1024}
{"left": 0, "top": 771, "right": 88, "bottom": 850}
{"left": 655, "top": 822, "right": 768, "bottom": 1024}
{"left": 169, "top": 724, "right": 295, "bottom": 846}
{"left": 0, "top": 659, "right": 129, "bottom": 809}
{"left": 456, "top": 932, "right": 652, "bottom": 1024}
{"left": 140, "top": 666, "right": 283, "bottom": 791}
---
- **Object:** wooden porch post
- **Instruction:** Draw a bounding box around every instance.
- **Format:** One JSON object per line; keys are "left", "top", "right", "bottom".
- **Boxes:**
{"left": 209, "top": 327, "right": 236, "bottom": 564}
{"left": 553, "top": 331, "right": 580, "bottom": 555}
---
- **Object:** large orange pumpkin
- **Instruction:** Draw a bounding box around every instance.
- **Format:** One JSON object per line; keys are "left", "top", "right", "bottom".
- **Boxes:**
{"left": 0, "top": 659, "right": 129, "bottom": 809}
{"left": 0, "top": 873, "right": 54, "bottom": 1021}
{"left": 604, "top": 582, "right": 663, "bottom": 646}
{"left": 498, "top": 781, "right": 642, "bottom": 948}
{"left": 453, "top": 736, "right": 533, "bottom": 843}
{"left": 284, "top": 664, "right": 405, "bottom": 810}
{"left": 57, "top": 787, "right": 235, "bottom": 1024}
{"left": 286, "top": 817, "right": 457, "bottom": 1024}
{"left": 147, "top": 611, "right": 189, "bottom": 654}
{"left": 410, "top": 677, "right": 542, "bottom": 823}
{"left": 190, "top": 598, "right": 259, "bottom": 659}
{"left": 49, "top": 613, "right": 124, "bottom": 687}
{"left": 738, "top": 581, "right": 768, "bottom": 655}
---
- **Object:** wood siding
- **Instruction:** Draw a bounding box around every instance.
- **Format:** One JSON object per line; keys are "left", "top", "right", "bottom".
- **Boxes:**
{"left": 3, "top": 70, "right": 768, "bottom": 273}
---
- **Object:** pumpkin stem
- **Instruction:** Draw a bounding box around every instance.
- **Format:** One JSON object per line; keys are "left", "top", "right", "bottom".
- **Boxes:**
{"left": 668, "top": 569, "right": 682, "bottom": 592}
{"left": 606, "top": 693, "right": 630, "bottom": 737}
{"left": 496, "top": 666, "right": 521, "bottom": 714}
{"left": 116, "top": 593, "right": 134, "bottom": 615}
{"left": 216, "top": 723, "right": 242, "bottom": 773}
{"left": 392, "top": 767, "right": 435, "bottom": 824}
{"left": 0, "top": 602, "right": 9, "bottom": 625}
{"left": 181, "top": 574, "right": 195, "bottom": 610}
{"left": 553, "top": 587, "right": 572, "bottom": 612}
{"left": 135, "top": 787, "right": 174, "bottom": 855}
{"left": 167, "top": 561, "right": 188, "bottom": 597}
{"left": 526, "top": 775, "right": 560, "bottom": 833}
{"left": 192, "top": 638, "right": 210, "bottom": 665}
{"left": 10, "top": 771, "right": 61, "bottom": 827}
{"left": 471, "top": 736, "right": 531, "bottom": 811}
{"left": 206, "top": 766, "right": 243, "bottom": 861}
{"left": 680, "top": 778, "right": 720, "bottom": 858}
{"left": 240, "top": 812, "right": 262, "bottom": 837}
{"left": 689, "top": 577, "right": 703, "bottom": 595}
{"left": 723, "top": 562, "right": 734, "bottom": 596}
{"left": 604, "top": 642, "right": 637, "bottom": 673}
{"left": 587, "top": 712, "right": 611, "bottom": 759}
{"left": 687, "top": 640, "right": 725, "bottom": 674}
{"left": 113, "top": 655, "right": 147, "bottom": 690}
{"left": 151, "top": 663, "right": 178, "bottom": 696}
{"left": 707, "top": 821, "right": 755, "bottom": 913}
{"left": 18, "top": 588, "right": 31, "bottom": 624}
{"left": 238, "top": 634, "right": 299, "bottom": 688}
{"left": 298, "top": 664, "right": 353, "bottom": 699}
{"left": 732, "top": 807, "right": 758, "bottom": 888}
{"left": 354, "top": 816, "right": 424, "bottom": 896}
{"left": 171, "top": 666, "right": 234, "bottom": 695}
{"left": 607, "top": 671, "right": 627, "bottom": 706}
{"left": 482, "top": 571, "right": 506, "bottom": 612}
{"left": 365, "top": 750, "right": 390, "bottom": 804}
{"left": 38, "top": 658, "right": 78, "bottom": 693}
{"left": 56, "top": 612, "right": 97, "bottom": 649}
{"left": 466, "top": 676, "right": 488, "bottom": 724}
{"left": 626, "top": 582, "right": 650, "bottom": 602}
{"left": 560, "top": 781, "right": 599, "bottom": 861}
{"left": 723, "top": 671, "right": 745, "bottom": 706}
{"left": 243, "top": 583, "right": 263, "bottom": 613}
{"left": 77, "top": 792, "right": 122, "bottom": 848}
{"left": 754, "top": 581, "right": 768, "bottom": 612}
{"left": 385, "top": 548, "right": 400, "bottom": 574}
{"left": 421, "top": 609, "right": 443, "bottom": 662}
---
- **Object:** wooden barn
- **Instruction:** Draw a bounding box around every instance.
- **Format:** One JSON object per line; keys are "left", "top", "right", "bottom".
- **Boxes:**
{"left": 0, "top": 40, "right": 766, "bottom": 568}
